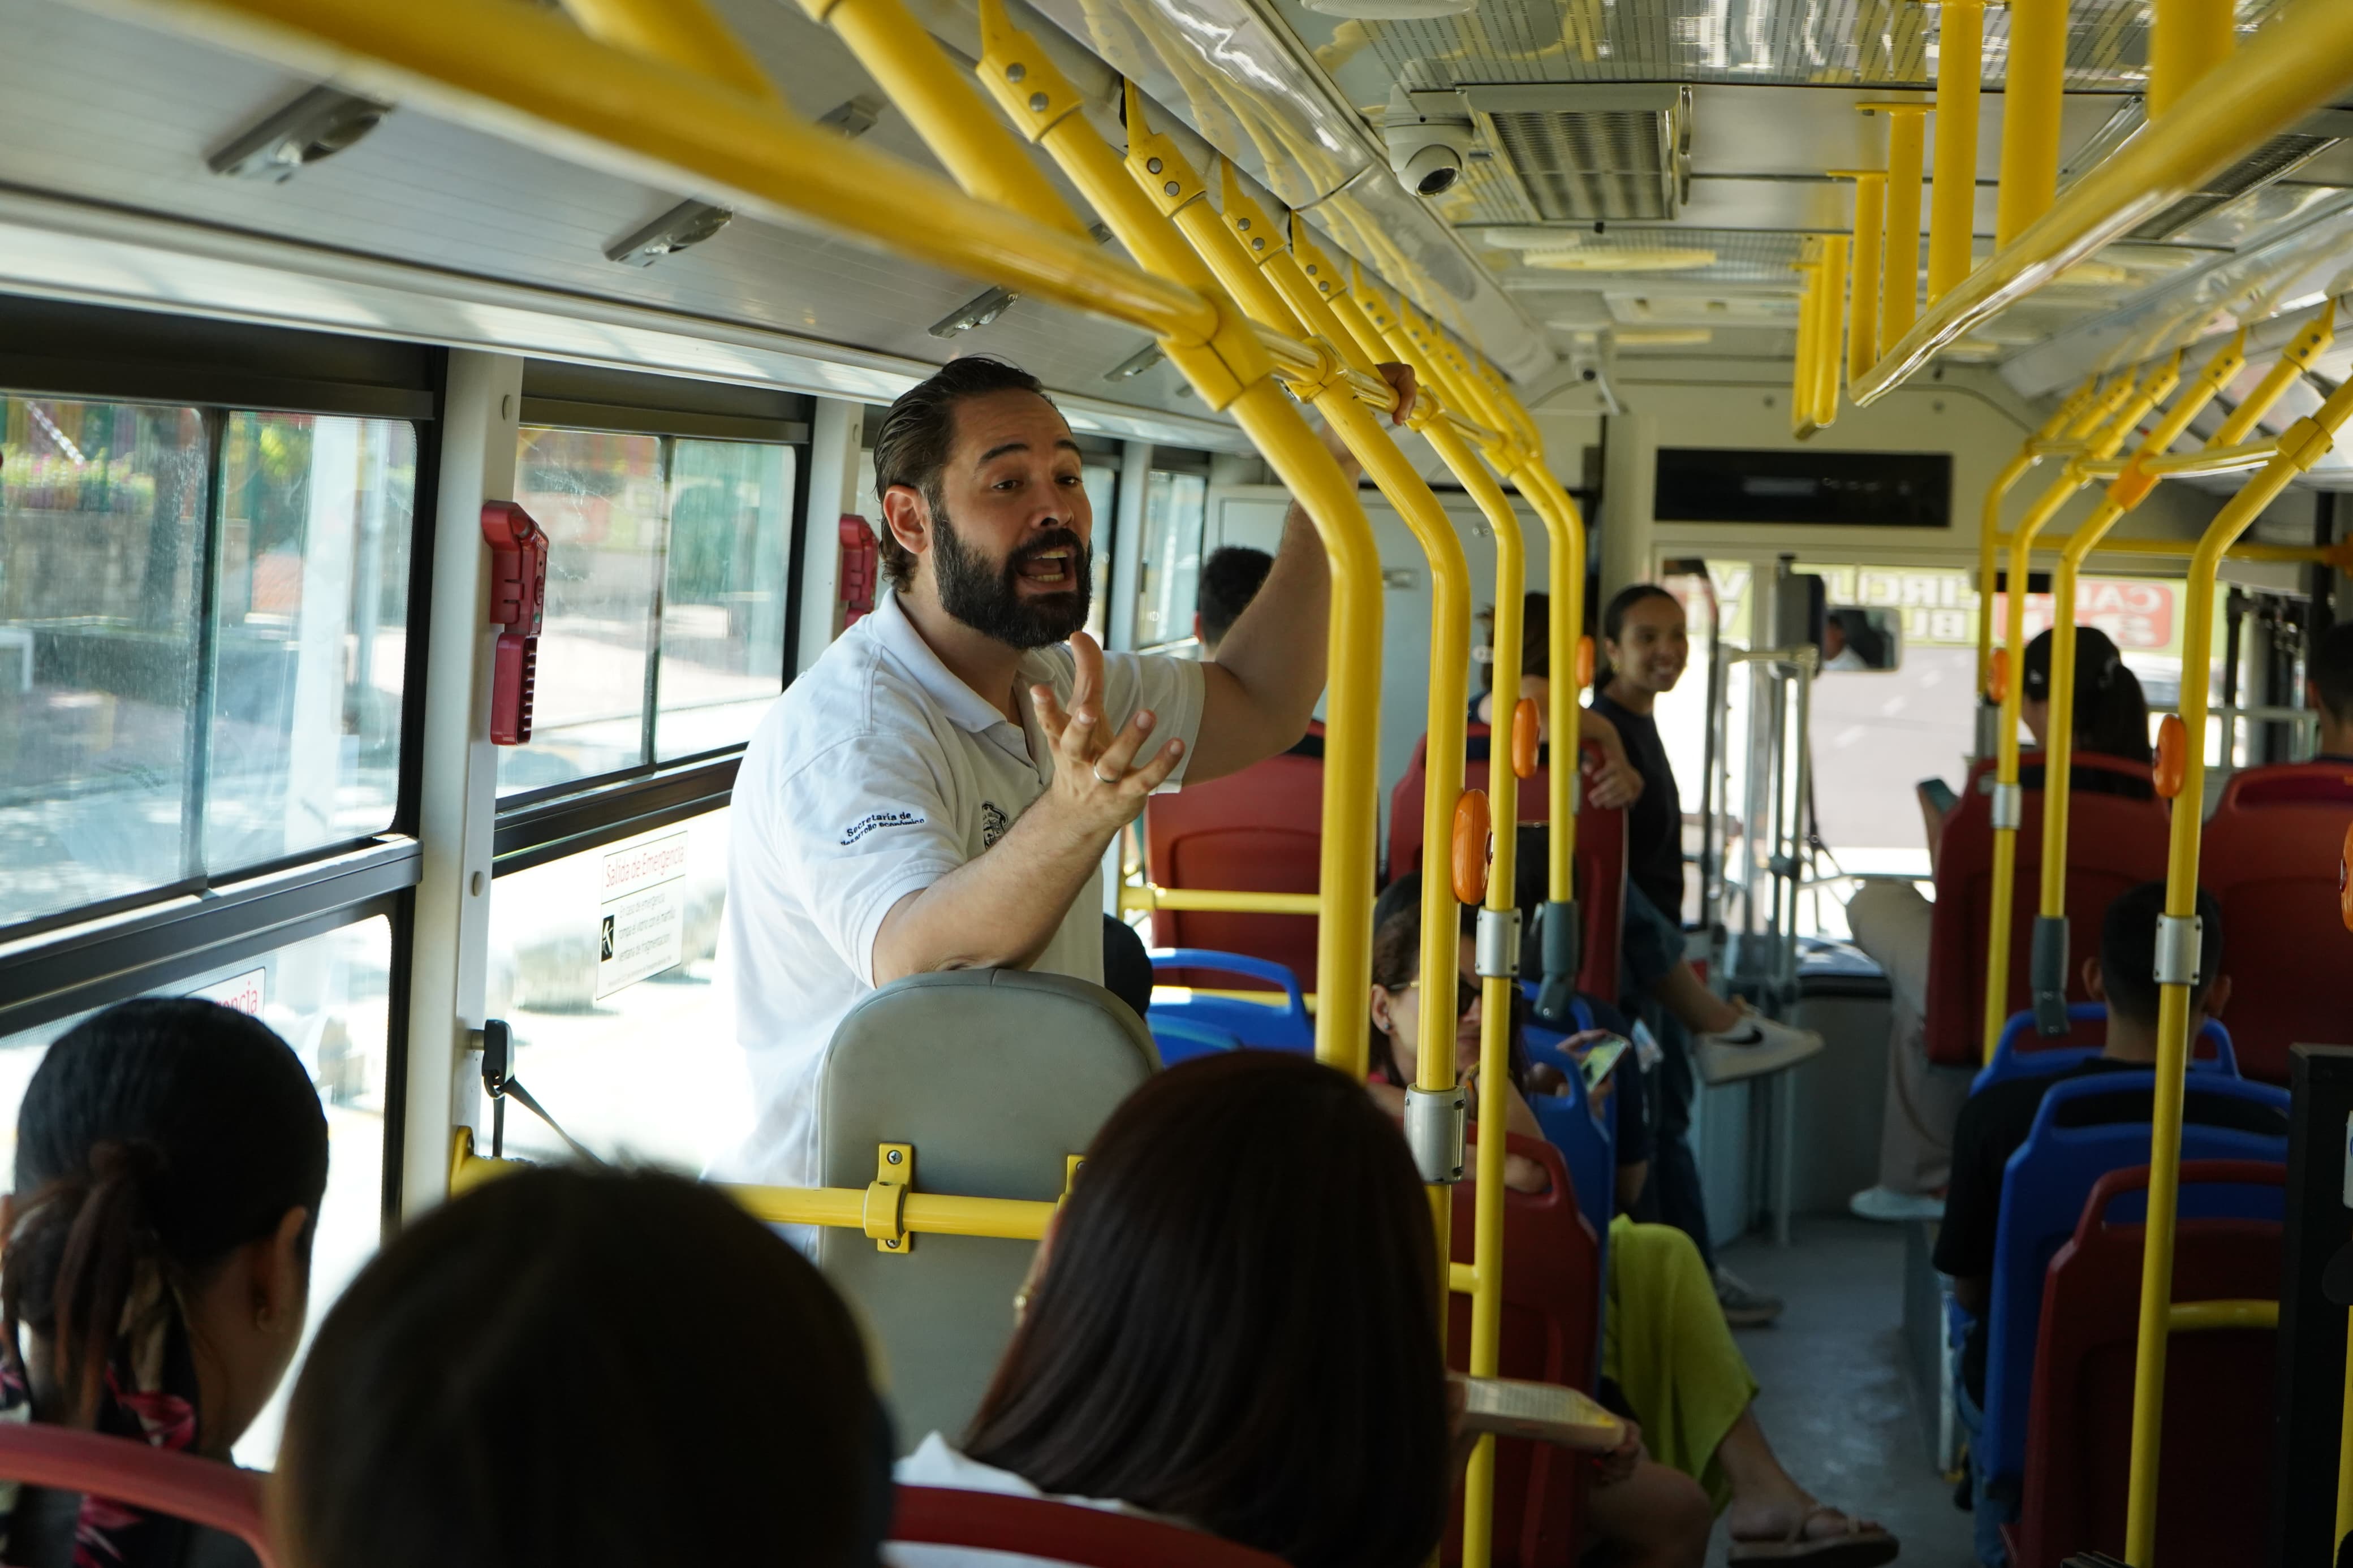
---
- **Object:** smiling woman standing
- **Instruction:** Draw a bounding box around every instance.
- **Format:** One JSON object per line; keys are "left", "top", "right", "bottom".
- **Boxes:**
{"left": 709, "top": 355, "right": 1415, "bottom": 1205}
{"left": 1587, "top": 585, "right": 1821, "bottom": 1325}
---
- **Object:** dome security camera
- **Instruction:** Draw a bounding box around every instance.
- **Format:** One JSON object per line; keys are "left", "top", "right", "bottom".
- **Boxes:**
{"left": 1382, "top": 89, "right": 1473, "bottom": 199}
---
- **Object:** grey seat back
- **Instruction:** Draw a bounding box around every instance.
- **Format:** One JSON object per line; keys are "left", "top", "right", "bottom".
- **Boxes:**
{"left": 813, "top": 969, "right": 1159, "bottom": 1451}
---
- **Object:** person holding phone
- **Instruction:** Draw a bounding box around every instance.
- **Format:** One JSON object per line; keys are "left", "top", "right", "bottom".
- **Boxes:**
{"left": 1845, "top": 625, "right": 2152, "bottom": 1225}
{"left": 1360, "top": 879, "right": 1899, "bottom": 1566}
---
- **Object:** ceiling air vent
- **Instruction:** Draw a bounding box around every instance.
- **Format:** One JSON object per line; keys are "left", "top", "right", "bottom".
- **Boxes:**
{"left": 1462, "top": 85, "right": 1692, "bottom": 223}
{"left": 2126, "top": 130, "right": 2340, "bottom": 241}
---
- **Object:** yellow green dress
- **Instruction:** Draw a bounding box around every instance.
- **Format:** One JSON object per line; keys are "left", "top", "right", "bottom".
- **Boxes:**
{"left": 1600, "top": 1214, "right": 1760, "bottom": 1513}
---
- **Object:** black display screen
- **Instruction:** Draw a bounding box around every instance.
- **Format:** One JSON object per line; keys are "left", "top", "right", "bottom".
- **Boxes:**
{"left": 1654, "top": 448, "right": 1951, "bottom": 528}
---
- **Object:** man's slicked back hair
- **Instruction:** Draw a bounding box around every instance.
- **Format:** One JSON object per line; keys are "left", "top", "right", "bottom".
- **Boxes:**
{"left": 2313, "top": 621, "right": 2353, "bottom": 723}
{"left": 871, "top": 357, "right": 1053, "bottom": 590}
{"left": 2099, "top": 879, "right": 2223, "bottom": 1027}
{"left": 1196, "top": 546, "right": 1274, "bottom": 651}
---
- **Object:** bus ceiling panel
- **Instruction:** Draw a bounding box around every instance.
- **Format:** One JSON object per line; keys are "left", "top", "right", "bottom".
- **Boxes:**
{"left": 1007, "top": 0, "right": 1559, "bottom": 381}
{"left": 0, "top": 188, "right": 1260, "bottom": 454}
{"left": 0, "top": 0, "right": 1249, "bottom": 443}
{"left": 1283, "top": 0, "right": 2293, "bottom": 94}
{"left": 2001, "top": 195, "right": 2353, "bottom": 399}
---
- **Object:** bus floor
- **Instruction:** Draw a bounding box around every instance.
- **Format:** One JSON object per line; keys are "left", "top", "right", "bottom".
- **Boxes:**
{"left": 1714, "top": 1217, "right": 1975, "bottom": 1565}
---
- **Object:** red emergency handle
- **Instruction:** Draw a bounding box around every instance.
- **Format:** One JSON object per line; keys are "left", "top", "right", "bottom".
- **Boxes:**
{"left": 482, "top": 501, "right": 549, "bottom": 745}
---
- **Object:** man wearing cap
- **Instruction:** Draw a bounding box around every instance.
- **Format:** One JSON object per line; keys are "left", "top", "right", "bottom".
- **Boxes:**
{"left": 712, "top": 354, "right": 1413, "bottom": 1198}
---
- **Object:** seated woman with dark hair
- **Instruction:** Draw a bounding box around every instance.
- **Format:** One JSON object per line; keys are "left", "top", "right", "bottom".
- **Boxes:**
{"left": 895, "top": 1050, "right": 1455, "bottom": 1568}
{"left": 1368, "top": 880, "right": 1899, "bottom": 1568}
{"left": 274, "top": 1167, "right": 891, "bottom": 1568}
{"left": 0, "top": 997, "right": 330, "bottom": 1568}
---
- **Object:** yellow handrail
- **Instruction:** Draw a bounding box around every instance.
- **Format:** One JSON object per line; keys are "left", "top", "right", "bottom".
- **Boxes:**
{"left": 1994, "top": 0, "right": 2065, "bottom": 247}
{"left": 2124, "top": 372, "right": 2353, "bottom": 1566}
{"left": 558, "top": 0, "right": 782, "bottom": 101}
{"left": 1925, "top": 0, "right": 1985, "bottom": 305}
{"left": 2029, "top": 333, "right": 2248, "bottom": 1033}
{"left": 1981, "top": 361, "right": 2176, "bottom": 1061}
{"left": 1831, "top": 171, "right": 1887, "bottom": 379}
{"left": 1850, "top": 0, "right": 2353, "bottom": 404}
{"left": 1975, "top": 378, "right": 2102, "bottom": 701}
{"left": 1119, "top": 884, "right": 1322, "bottom": 917}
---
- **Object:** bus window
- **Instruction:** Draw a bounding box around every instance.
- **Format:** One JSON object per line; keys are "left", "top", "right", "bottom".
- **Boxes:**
{"left": 655, "top": 440, "right": 795, "bottom": 760}
{"left": 0, "top": 396, "right": 208, "bottom": 927}
{"left": 1083, "top": 460, "right": 1116, "bottom": 646}
{"left": 1134, "top": 468, "right": 1206, "bottom": 650}
{"left": 484, "top": 809, "right": 744, "bottom": 1172}
{"left": 501, "top": 429, "right": 667, "bottom": 794}
{"left": 504, "top": 430, "right": 801, "bottom": 796}
{"left": 206, "top": 413, "right": 416, "bottom": 869}
{"left": 0, "top": 916, "right": 393, "bottom": 1468}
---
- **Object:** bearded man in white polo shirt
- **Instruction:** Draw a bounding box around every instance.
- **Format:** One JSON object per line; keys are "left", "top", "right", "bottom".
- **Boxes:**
{"left": 715, "top": 355, "right": 1413, "bottom": 1191}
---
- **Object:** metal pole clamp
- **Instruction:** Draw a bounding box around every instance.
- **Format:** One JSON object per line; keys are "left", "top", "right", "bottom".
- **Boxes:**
{"left": 1476, "top": 906, "right": 1520, "bottom": 979}
{"left": 1403, "top": 1083, "right": 1468, "bottom": 1185}
{"left": 2153, "top": 913, "right": 2202, "bottom": 988}
{"left": 1990, "top": 781, "right": 2023, "bottom": 831}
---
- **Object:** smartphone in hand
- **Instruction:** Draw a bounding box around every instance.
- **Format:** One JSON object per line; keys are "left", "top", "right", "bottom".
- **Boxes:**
{"left": 1917, "top": 776, "right": 1959, "bottom": 816}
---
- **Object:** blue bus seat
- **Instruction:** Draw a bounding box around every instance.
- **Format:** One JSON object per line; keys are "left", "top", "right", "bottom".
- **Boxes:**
{"left": 1147, "top": 1014, "right": 1244, "bottom": 1065}
{"left": 1974, "top": 1070, "right": 2288, "bottom": 1489}
{"left": 1523, "top": 1002, "right": 1619, "bottom": 1245}
{"left": 1145, "top": 948, "right": 1314, "bottom": 1053}
{"left": 1973, "top": 1003, "right": 2236, "bottom": 1095}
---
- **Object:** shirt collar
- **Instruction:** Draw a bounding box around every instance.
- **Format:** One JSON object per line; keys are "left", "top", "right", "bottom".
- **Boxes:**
{"left": 872, "top": 591, "right": 1055, "bottom": 737}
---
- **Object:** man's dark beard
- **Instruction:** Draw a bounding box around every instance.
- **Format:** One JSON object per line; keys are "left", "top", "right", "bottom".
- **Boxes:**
{"left": 931, "top": 508, "right": 1092, "bottom": 650}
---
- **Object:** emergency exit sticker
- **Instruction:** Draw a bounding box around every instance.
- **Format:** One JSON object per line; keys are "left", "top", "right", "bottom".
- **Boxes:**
{"left": 596, "top": 831, "right": 688, "bottom": 999}
{"left": 191, "top": 968, "right": 266, "bottom": 1016}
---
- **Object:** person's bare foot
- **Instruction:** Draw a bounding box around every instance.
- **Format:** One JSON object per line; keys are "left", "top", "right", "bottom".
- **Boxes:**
{"left": 1725, "top": 1490, "right": 1898, "bottom": 1565}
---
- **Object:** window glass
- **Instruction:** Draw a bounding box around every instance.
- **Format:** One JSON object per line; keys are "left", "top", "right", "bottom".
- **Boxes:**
{"left": 485, "top": 809, "right": 745, "bottom": 1172}
{"left": 0, "top": 917, "right": 393, "bottom": 1469}
{"left": 656, "top": 440, "right": 794, "bottom": 759}
{"left": 502, "top": 430, "right": 666, "bottom": 794}
{"left": 0, "top": 397, "right": 208, "bottom": 926}
{"left": 1081, "top": 461, "right": 1116, "bottom": 646}
{"left": 1134, "top": 469, "right": 1206, "bottom": 649}
{"left": 206, "top": 414, "right": 415, "bottom": 869}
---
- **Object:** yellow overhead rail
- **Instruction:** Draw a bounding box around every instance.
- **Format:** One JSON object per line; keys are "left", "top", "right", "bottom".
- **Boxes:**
{"left": 1842, "top": 0, "right": 2353, "bottom": 406}
{"left": 2123, "top": 369, "right": 2353, "bottom": 1568}
{"left": 1972, "top": 377, "right": 2101, "bottom": 701}
{"left": 1979, "top": 357, "right": 2179, "bottom": 1062}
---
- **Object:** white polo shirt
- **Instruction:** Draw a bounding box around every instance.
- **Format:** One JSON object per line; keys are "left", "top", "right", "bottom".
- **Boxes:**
{"left": 710, "top": 591, "right": 1203, "bottom": 1191}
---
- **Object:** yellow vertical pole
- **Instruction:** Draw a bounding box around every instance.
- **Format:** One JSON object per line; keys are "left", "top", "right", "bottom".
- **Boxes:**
{"left": 1973, "top": 378, "right": 2101, "bottom": 704}
{"left": 2337, "top": 1321, "right": 2353, "bottom": 1549}
{"left": 2124, "top": 376, "right": 2353, "bottom": 1566}
{"left": 1791, "top": 251, "right": 1824, "bottom": 438}
{"left": 1994, "top": 0, "right": 2066, "bottom": 247}
{"left": 1927, "top": 0, "right": 1985, "bottom": 303}
{"left": 1983, "top": 366, "right": 2169, "bottom": 1063}
{"left": 1831, "top": 171, "right": 1887, "bottom": 378}
{"left": 960, "top": 0, "right": 1386, "bottom": 1072}
{"left": 1816, "top": 234, "right": 1850, "bottom": 425}
{"left": 2031, "top": 342, "right": 2236, "bottom": 1031}
{"left": 2149, "top": 0, "right": 2236, "bottom": 119}
{"left": 1873, "top": 103, "right": 1930, "bottom": 348}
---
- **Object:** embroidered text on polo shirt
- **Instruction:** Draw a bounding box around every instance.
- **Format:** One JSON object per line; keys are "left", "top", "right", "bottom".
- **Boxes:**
{"left": 839, "top": 809, "right": 927, "bottom": 846}
{"left": 981, "top": 801, "right": 1010, "bottom": 848}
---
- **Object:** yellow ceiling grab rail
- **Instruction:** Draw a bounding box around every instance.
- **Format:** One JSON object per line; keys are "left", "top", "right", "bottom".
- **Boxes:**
{"left": 2123, "top": 369, "right": 2353, "bottom": 1568}
{"left": 2028, "top": 331, "right": 2247, "bottom": 1039}
{"left": 1847, "top": 0, "right": 2353, "bottom": 404}
{"left": 1975, "top": 378, "right": 2103, "bottom": 705}
{"left": 1980, "top": 358, "right": 2178, "bottom": 1064}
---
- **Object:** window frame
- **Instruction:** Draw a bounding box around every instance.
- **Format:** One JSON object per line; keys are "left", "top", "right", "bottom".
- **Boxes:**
{"left": 494, "top": 417, "right": 811, "bottom": 815}
{"left": 0, "top": 301, "right": 447, "bottom": 1232}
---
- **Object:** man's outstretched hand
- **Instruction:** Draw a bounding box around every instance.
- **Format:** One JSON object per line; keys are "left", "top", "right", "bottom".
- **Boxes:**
{"left": 1032, "top": 631, "right": 1186, "bottom": 842}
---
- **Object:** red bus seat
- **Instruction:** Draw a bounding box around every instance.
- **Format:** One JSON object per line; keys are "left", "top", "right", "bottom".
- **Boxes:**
{"left": 0, "top": 1424, "right": 278, "bottom": 1568}
{"left": 1924, "top": 751, "right": 2169, "bottom": 1067}
{"left": 1445, "top": 1131, "right": 1600, "bottom": 1568}
{"left": 2197, "top": 762, "right": 2353, "bottom": 1084}
{"left": 1390, "top": 730, "right": 1627, "bottom": 1005}
{"left": 893, "top": 1485, "right": 1289, "bottom": 1566}
{"left": 1144, "top": 731, "right": 1322, "bottom": 993}
{"left": 2011, "top": 1160, "right": 2282, "bottom": 1568}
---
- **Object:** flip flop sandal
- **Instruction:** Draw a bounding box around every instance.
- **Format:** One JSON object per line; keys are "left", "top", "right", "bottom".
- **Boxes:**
{"left": 1725, "top": 1506, "right": 1901, "bottom": 1566}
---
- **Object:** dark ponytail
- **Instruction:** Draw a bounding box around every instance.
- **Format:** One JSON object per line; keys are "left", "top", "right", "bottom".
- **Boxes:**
{"left": 1593, "top": 583, "right": 1677, "bottom": 696}
{"left": 2022, "top": 626, "right": 2152, "bottom": 762}
{"left": 3, "top": 999, "right": 327, "bottom": 1425}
